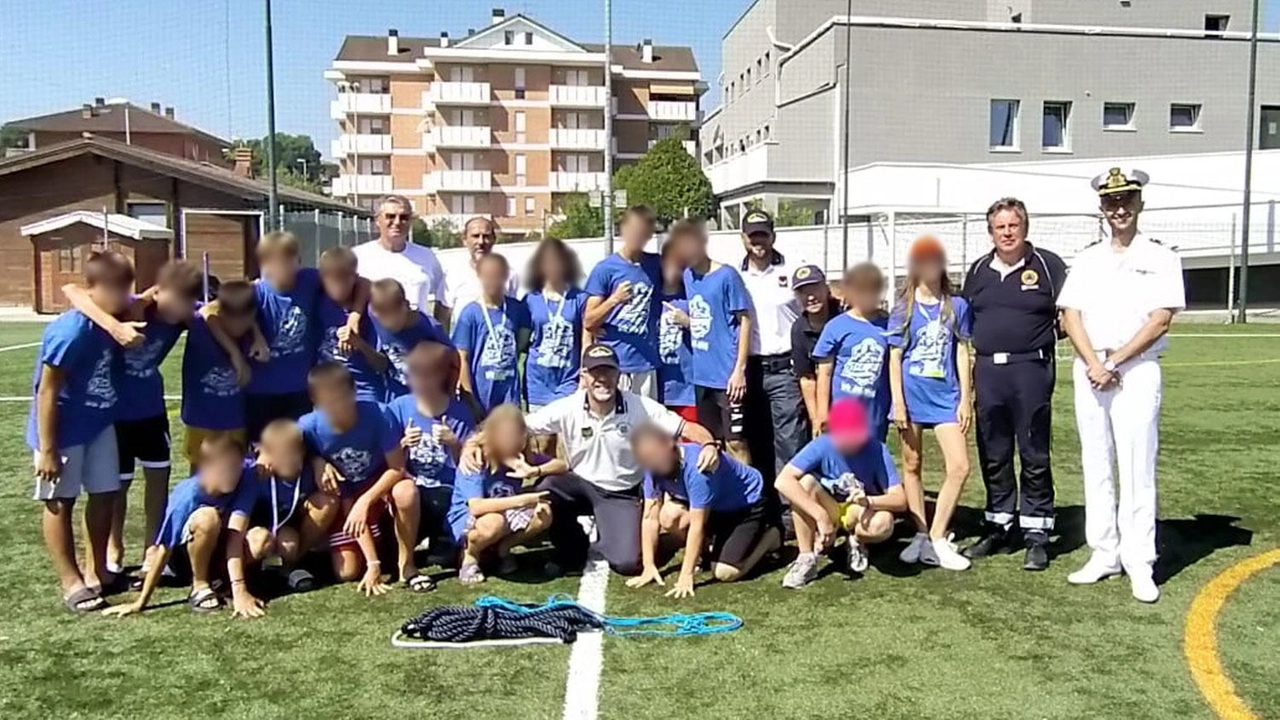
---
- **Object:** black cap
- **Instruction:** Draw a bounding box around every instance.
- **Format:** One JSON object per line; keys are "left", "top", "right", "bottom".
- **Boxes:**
{"left": 742, "top": 209, "right": 775, "bottom": 237}
{"left": 791, "top": 264, "right": 826, "bottom": 289}
{"left": 581, "top": 343, "right": 620, "bottom": 371}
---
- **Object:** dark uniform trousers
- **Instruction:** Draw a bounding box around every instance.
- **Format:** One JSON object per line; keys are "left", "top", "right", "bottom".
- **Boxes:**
{"left": 974, "top": 354, "right": 1056, "bottom": 532}
{"left": 745, "top": 354, "right": 808, "bottom": 486}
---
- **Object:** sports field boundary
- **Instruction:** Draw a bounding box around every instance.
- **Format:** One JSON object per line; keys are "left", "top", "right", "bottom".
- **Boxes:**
{"left": 562, "top": 556, "right": 609, "bottom": 720}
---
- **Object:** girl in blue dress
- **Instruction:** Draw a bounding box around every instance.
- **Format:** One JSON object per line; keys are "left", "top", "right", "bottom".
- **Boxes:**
{"left": 888, "top": 236, "right": 974, "bottom": 572}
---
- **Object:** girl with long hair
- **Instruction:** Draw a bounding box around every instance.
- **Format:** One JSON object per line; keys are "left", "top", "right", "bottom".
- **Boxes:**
{"left": 523, "top": 238, "right": 586, "bottom": 456}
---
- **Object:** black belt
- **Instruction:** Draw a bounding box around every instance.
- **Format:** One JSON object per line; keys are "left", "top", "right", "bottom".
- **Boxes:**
{"left": 977, "top": 348, "right": 1051, "bottom": 365}
{"left": 750, "top": 353, "right": 792, "bottom": 373}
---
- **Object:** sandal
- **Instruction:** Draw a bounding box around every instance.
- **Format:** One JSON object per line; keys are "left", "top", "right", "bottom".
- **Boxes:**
{"left": 188, "top": 587, "right": 223, "bottom": 614}
{"left": 458, "top": 562, "right": 486, "bottom": 586}
{"left": 63, "top": 587, "right": 107, "bottom": 614}
{"left": 286, "top": 569, "right": 316, "bottom": 593}
{"left": 403, "top": 574, "right": 437, "bottom": 593}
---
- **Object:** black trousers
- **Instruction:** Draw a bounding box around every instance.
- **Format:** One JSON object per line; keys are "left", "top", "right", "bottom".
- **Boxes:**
{"left": 974, "top": 356, "right": 1056, "bottom": 534}
{"left": 537, "top": 473, "right": 642, "bottom": 576}
{"left": 744, "top": 355, "right": 809, "bottom": 482}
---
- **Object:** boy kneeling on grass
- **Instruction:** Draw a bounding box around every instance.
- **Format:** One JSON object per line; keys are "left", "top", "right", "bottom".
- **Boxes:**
{"left": 774, "top": 398, "right": 907, "bottom": 590}
{"left": 104, "top": 434, "right": 250, "bottom": 616}
{"left": 224, "top": 419, "right": 340, "bottom": 617}
{"left": 627, "top": 424, "right": 782, "bottom": 599}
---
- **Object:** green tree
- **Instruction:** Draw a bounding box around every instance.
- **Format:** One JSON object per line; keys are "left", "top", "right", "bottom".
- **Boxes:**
{"left": 226, "top": 134, "right": 324, "bottom": 183}
{"left": 547, "top": 193, "right": 604, "bottom": 240}
{"left": 411, "top": 217, "right": 463, "bottom": 249}
{"left": 1, "top": 123, "right": 28, "bottom": 150}
{"left": 614, "top": 136, "right": 715, "bottom": 225}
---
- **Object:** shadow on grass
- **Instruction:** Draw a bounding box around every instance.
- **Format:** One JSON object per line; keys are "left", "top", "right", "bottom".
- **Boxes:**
{"left": 1155, "top": 514, "right": 1253, "bottom": 585}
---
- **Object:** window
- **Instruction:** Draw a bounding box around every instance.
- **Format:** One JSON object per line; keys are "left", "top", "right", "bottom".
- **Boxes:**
{"left": 1170, "top": 104, "right": 1202, "bottom": 131}
{"left": 989, "top": 99, "right": 1020, "bottom": 150}
{"left": 504, "top": 30, "right": 514, "bottom": 45}
{"left": 764, "top": 50, "right": 770, "bottom": 73}
{"left": 364, "top": 77, "right": 390, "bottom": 93}
{"left": 56, "top": 247, "right": 81, "bottom": 273}
{"left": 506, "top": 197, "right": 517, "bottom": 216}
{"left": 1205, "top": 14, "right": 1230, "bottom": 36}
{"left": 514, "top": 111, "right": 526, "bottom": 143}
{"left": 1042, "top": 101, "right": 1071, "bottom": 151}
{"left": 565, "top": 69, "right": 588, "bottom": 86}
{"left": 514, "top": 67, "right": 526, "bottom": 100}
{"left": 763, "top": 123, "right": 771, "bottom": 140}
{"left": 525, "top": 197, "right": 536, "bottom": 216}
{"left": 361, "top": 157, "right": 389, "bottom": 174}
{"left": 524, "top": 31, "right": 534, "bottom": 45}
{"left": 127, "top": 201, "right": 169, "bottom": 229}
{"left": 746, "top": 67, "right": 752, "bottom": 87}
{"left": 756, "top": 58, "right": 763, "bottom": 81}
{"left": 1261, "top": 106, "right": 1280, "bottom": 149}
{"left": 363, "top": 117, "right": 388, "bottom": 134}
{"left": 1103, "top": 102, "right": 1135, "bottom": 130}
{"left": 515, "top": 154, "right": 527, "bottom": 186}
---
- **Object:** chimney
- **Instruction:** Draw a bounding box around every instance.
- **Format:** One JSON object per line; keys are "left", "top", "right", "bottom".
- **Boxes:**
{"left": 641, "top": 39, "right": 653, "bottom": 64}
{"left": 467, "top": 28, "right": 475, "bottom": 37}
{"left": 150, "top": 102, "right": 161, "bottom": 113}
{"left": 81, "top": 103, "right": 94, "bottom": 119}
{"left": 491, "top": 7, "right": 505, "bottom": 25}
{"left": 440, "top": 31, "right": 449, "bottom": 48}
{"left": 164, "top": 107, "right": 174, "bottom": 119}
{"left": 233, "top": 147, "right": 254, "bottom": 178}
{"left": 387, "top": 28, "right": 399, "bottom": 56}
{"left": 94, "top": 97, "right": 106, "bottom": 106}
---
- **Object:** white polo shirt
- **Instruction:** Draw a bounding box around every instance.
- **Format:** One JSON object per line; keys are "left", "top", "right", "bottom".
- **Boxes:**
{"left": 353, "top": 239, "right": 448, "bottom": 312}
{"left": 525, "top": 389, "right": 685, "bottom": 492}
{"left": 740, "top": 252, "right": 801, "bottom": 356}
{"left": 1057, "top": 233, "right": 1185, "bottom": 354}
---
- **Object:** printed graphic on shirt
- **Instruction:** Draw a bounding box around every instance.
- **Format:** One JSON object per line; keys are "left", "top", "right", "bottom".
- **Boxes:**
{"left": 123, "top": 337, "right": 166, "bottom": 378}
{"left": 200, "top": 366, "right": 240, "bottom": 397}
{"left": 330, "top": 446, "right": 372, "bottom": 483}
{"left": 487, "top": 481, "right": 517, "bottom": 498}
{"left": 272, "top": 306, "right": 308, "bottom": 358}
{"left": 534, "top": 315, "right": 574, "bottom": 369}
{"left": 386, "top": 344, "right": 408, "bottom": 387}
{"left": 318, "top": 326, "right": 348, "bottom": 363}
{"left": 479, "top": 323, "right": 517, "bottom": 380}
{"left": 613, "top": 282, "right": 653, "bottom": 334}
{"left": 909, "top": 320, "right": 949, "bottom": 379}
{"left": 408, "top": 435, "right": 448, "bottom": 487}
{"left": 831, "top": 472, "right": 864, "bottom": 498}
{"left": 839, "top": 338, "right": 885, "bottom": 397}
{"left": 658, "top": 309, "right": 684, "bottom": 364}
{"left": 86, "top": 348, "right": 117, "bottom": 409}
{"left": 688, "top": 294, "right": 712, "bottom": 349}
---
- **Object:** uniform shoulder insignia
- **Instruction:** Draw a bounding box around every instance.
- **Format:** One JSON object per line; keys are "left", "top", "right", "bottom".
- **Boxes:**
{"left": 1082, "top": 239, "right": 1104, "bottom": 250}
{"left": 1147, "top": 237, "right": 1164, "bottom": 245}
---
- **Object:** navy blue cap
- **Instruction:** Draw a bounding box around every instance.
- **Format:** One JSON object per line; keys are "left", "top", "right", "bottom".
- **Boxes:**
{"left": 791, "top": 264, "right": 826, "bottom": 289}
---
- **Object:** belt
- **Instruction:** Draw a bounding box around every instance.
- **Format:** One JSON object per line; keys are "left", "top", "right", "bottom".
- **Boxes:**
{"left": 750, "top": 353, "right": 792, "bottom": 373}
{"left": 978, "top": 348, "right": 1050, "bottom": 365}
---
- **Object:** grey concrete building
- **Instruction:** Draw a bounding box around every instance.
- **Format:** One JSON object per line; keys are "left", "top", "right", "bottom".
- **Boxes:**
{"left": 701, "top": 0, "right": 1280, "bottom": 228}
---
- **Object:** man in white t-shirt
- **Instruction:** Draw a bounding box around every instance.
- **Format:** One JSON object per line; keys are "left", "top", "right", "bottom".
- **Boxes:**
{"left": 446, "top": 216, "right": 519, "bottom": 327}
{"left": 352, "top": 195, "right": 450, "bottom": 327}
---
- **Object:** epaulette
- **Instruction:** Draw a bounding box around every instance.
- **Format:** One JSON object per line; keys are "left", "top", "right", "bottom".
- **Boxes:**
{"left": 1081, "top": 238, "right": 1104, "bottom": 251}
{"left": 1147, "top": 237, "right": 1163, "bottom": 245}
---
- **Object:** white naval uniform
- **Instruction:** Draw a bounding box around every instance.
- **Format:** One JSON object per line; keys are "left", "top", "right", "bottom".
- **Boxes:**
{"left": 1056, "top": 233, "right": 1185, "bottom": 577}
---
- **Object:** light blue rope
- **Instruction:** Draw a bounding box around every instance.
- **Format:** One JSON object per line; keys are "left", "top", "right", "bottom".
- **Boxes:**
{"left": 474, "top": 594, "right": 743, "bottom": 638}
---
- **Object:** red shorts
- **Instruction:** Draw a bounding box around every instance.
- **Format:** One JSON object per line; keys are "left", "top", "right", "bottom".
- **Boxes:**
{"left": 327, "top": 479, "right": 390, "bottom": 550}
{"left": 670, "top": 405, "right": 699, "bottom": 424}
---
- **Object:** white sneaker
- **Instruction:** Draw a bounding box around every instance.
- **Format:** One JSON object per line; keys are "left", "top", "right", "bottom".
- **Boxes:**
{"left": 1067, "top": 556, "right": 1123, "bottom": 585}
{"left": 1130, "top": 574, "right": 1160, "bottom": 603}
{"left": 846, "top": 539, "right": 869, "bottom": 574}
{"left": 782, "top": 553, "right": 819, "bottom": 589}
{"left": 931, "top": 534, "right": 971, "bottom": 571}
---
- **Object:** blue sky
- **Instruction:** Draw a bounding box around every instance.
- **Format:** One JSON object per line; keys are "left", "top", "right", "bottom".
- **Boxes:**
{"left": 2, "top": 0, "right": 1276, "bottom": 158}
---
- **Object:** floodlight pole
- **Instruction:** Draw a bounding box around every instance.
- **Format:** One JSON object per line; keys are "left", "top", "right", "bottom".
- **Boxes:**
{"left": 264, "top": 0, "right": 280, "bottom": 231}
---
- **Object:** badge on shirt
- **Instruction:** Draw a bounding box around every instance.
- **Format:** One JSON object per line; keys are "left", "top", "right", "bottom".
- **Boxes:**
{"left": 581, "top": 427, "right": 595, "bottom": 439}
{"left": 617, "top": 423, "right": 631, "bottom": 436}
{"left": 1020, "top": 268, "right": 1040, "bottom": 291}
{"left": 777, "top": 276, "right": 789, "bottom": 287}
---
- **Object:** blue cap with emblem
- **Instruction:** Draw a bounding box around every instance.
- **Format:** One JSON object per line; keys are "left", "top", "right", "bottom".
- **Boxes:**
{"left": 742, "top": 209, "right": 775, "bottom": 237}
{"left": 581, "top": 343, "right": 620, "bottom": 371}
{"left": 791, "top": 264, "right": 826, "bottom": 289}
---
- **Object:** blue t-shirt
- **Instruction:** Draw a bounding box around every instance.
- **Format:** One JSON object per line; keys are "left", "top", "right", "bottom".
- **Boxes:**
{"left": 384, "top": 394, "right": 477, "bottom": 489}
{"left": 248, "top": 267, "right": 322, "bottom": 395}
{"left": 583, "top": 252, "right": 662, "bottom": 372}
{"left": 299, "top": 401, "right": 399, "bottom": 494}
{"left": 154, "top": 473, "right": 247, "bottom": 548}
{"left": 684, "top": 264, "right": 751, "bottom": 390}
{"left": 181, "top": 314, "right": 246, "bottom": 431}
{"left": 525, "top": 288, "right": 586, "bottom": 407}
{"left": 887, "top": 298, "right": 972, "bottom": 425}
{"left": 447, "top": 462, "right": 532, "bottom": 540}
{"left": 643, "top": 443, "right": 762, "bottom": 513}
{"left": 812, "top": 313, "right": 891, "bottom": 441}
{"left": 373, "top": 312, "right": 451, "bottom": 400}
{"left": 451, "top": 299, "right": 531, "bottom": 414}
{"left": 230, "top": 465, "right": 318, "bottom": 529}
{"left": 657, "top": 294, "right": 694, "bottom": 407}
{"left": 787, "top": 435, "right": 900, "bottom": 499}
{"left": 316, "top": 295, "right": 385, "bottom": 402}
{"left": 116, "top": 305, "right": 185, "bottom": 422}
{"left": 26, "top": 311, "right": 119, "bottom": 450}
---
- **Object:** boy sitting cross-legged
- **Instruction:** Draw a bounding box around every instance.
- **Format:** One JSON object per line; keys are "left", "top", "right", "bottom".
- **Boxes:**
{"left": 104, "top": 434, "right": 251, "bottom": 616}
{"left": 299, "top": 361, "right": 425, "bottom": 595}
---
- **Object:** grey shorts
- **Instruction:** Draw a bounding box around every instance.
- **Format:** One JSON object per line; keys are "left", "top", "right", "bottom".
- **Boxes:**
{"left": 32, "top": 425, "right": 121, "bottom": 501}
{"left": 618, "top": 369, "right": 660, "bottom": 401}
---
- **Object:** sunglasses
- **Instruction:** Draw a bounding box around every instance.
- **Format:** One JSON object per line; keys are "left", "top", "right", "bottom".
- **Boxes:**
{"left": 382, "top": 213, "right": 412, "bottom": 223}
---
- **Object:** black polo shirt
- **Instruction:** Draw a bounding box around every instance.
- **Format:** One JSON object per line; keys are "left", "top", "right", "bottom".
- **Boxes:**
{"left": 962, "top": 244, "right": 1068, "bottom": 356}
{"left": 789, "top": 300, "right": 843, "bottom": 378}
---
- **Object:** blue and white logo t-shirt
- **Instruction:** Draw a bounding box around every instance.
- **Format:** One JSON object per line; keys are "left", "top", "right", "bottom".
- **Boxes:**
{"left": 887, "top": 297, "right": 972, "bottom": 426}
{"left": 26, "top": 311, "right": 120, "bottom": 450}
{"left": 583, "top": 252, "right": 663, "bottom": 372}
{"left": 812, "top": 312, "right": 891, "bottom": 441}
{"left": 682, "top": 264, "right": 751, "bottom": 390}
{"left": 451, "top": 298, "right": 531, "bottom": 414}
{"left": 525, "top": 288, "right": 585, "bottom": 407}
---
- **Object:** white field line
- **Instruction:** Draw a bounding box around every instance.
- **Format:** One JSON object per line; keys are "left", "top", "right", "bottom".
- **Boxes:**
{"left": 562, "top": 556, "right": 610, "bottom": 720}
{"left": 1168, "top": 333, "right": 1280, "bottom": 338}
{"left": 0, "top": 342, "right": 40, "bottom": 353}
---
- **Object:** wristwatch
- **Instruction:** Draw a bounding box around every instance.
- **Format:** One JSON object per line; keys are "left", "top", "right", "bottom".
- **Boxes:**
{"left": 1103, "top": 359, "right": 1117, "bottom": 373}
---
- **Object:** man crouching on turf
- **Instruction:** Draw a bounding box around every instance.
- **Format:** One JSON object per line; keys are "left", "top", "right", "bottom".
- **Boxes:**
{"left": 774, "top": 398, "right": 906, "bottom": 589}
{"left": 224, "top": 419, "right": 340, "bottom": 617}
{"left": 104, "top": 434, "right": 250, "bottom": 615}
{"left": 627, "top": 423, "right": 781, "bottom": 598}
{"left": 299, "top": 362, "right": 424, "bottom": 595}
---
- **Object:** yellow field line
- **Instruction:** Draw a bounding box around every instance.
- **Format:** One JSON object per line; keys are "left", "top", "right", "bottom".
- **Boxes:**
{"left": 1184, "top": 548, "right": 1280, "bottom": 720}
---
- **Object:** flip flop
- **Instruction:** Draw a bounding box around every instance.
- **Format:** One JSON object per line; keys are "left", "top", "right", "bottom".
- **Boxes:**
{"left": 403, "top": 574, "right": 437, "bottom": 593}
{"left": 188, "top": 587, "right": 222, "bottom": 614}
{"left": 63, "top": 587, "right": 107, "bottom": 614}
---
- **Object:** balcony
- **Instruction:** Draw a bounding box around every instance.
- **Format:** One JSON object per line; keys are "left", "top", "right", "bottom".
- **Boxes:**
{"left": 425, "top": 125, "right": 491, "bottom": 150}
{"left": 427, "top": 81, "right": 491, "bottom": 106}
{"left": 549, "top": 171, "right": 608, "bottom": 193}
{"left": 647, "top": 100, "right": 697, "bottom": 122}
{"left": 648, "top": 138, "right": 697, "bottom": 157}
{"left": 549, "top": 85, "right": 608, "bottom": 108}
{"left": 329, "top": 93, "right": 392, "bottom": 119}
{"left": 425, "top": 170, "right": 492, "bottom": 193}
{"left": 330, "top": 134, "right": 392, "bottom": 157}
{"left": 549, "top": 128, "right": 607, "bottom": 151}
{"left": 330, "top": 174, "right": 393, "bottom": 197}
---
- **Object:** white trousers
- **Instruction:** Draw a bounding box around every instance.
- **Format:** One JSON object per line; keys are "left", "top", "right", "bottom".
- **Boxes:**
{"left": 1072, "top": 356, "right": 1162, "bottom": 576}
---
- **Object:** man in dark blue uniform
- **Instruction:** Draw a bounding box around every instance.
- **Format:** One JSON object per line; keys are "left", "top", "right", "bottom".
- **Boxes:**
{"left": 961, "top": 197, "right": 1068, "bottom": 571}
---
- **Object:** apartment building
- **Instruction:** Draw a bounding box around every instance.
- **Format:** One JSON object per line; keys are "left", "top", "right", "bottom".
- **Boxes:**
{"left": 6, "top": 98, "right": 229, "bottom": 163}
{"left": 700, "top": 0, "right": 1280, "bottom": 227}
{"left": 326, "top": 8, "right": 703, "bottom": 238}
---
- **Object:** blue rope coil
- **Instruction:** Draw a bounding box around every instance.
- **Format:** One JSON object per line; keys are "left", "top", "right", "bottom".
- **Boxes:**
{"left": 475, "top": 594, "right": 744, "bottom": 638}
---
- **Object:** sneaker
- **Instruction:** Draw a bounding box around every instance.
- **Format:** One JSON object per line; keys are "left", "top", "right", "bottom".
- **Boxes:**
{"left": 898, "top": 532, "right": 930, "bottom": 564}
{"left": 931, "top": 534, "right": 971, "bottom": 571}
{"left": 1067, "top": 556, "right": 1123, "bottom": 585}
{"left": 1130, "top": 573, "right": 1160, "bottom": 604}
{"left": 917, "top": 535, "right": 940, "bottom": 566}
{"left": 846, "top": 539, "right": 869, "bottom": 574}
{"left": 964, "top": 528, "right": 1013, "bottom": 559}
{"left": 782, "top": 553, "right": 819, "bottom": 589}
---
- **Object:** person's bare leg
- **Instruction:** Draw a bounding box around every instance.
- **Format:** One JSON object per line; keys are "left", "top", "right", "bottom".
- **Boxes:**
{"left": 854, "top": 509, "right": 895, "bottom": 545}
{"left": 43, "top": 499, "right": 87, "bottom": 596}
{"left": 497, "top": 502, "right": 552, "bottom": 555}
{"left": 107, "top": 485, "right": 128, "bottom": 570}
{"left": 84, "top": 491, "right": 118, "bottom": 589}
{"left": 244, "top": 526, "right": 275, "bottom": 563}
{"left": 725, "top": 438, "right": 752, "bottom": 467}
{"left": 791, "top": 476, "right": 821, "bottom": 554}
{"left": 389, "top": 480, "right": 422, "bottom": 580}
{"left": 297, "top": 493, "right": 338, "bottom": 558}
{"left": 898, "top": 424, "right": 929, "bottom": 533}
{"left": 929, "top": 423, "right": 971, "bottom": 540}
{"left": 658, "top": 501, "right": 690, "bottom": 544}
{"left": 185, "top": 506, "right": 222, "bottom": 592}
{"left": 331, "top": 547, "right": 365, "bottom": 583}
{"left": 462, "top": 514, "right": 509, "bottom": 566}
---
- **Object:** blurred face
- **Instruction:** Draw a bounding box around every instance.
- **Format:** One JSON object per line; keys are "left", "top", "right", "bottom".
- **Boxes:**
{"left": 831, "top": 429, "right": 868, "bottom": 456}
{"left": 371, "top": 300, "right": 412, "bottom": 332}
{"left": 539, "top": 247, "right": 568, "bottom": 286}
{"left": 260, "top": 252, "right": 300, "bottom": 288}
{"left": 1101, "top": 192, "right": 1143, "bottom": 235}
{"left": 910, "top": 254, "right": 946, "bottom": 285}
{"left": 843, "top": 280, "right": 882, "bottom": 316}
{"left": 200, "top": 447, "right": 243, "bottom": 495}
{"left": 261, "top": 435, "right": 303, "bottom": 479}
{"left": 219, "top": 303, "right": 256, "bottom": 338}
{"left": 673, "top": 232, "right": 706, "bottom": 267}
{"left": 633, "top": 433, "right": 678, "bottom": 476}
{"left": 742, "top": 230, "right": 773, "bottom": 263}
{"left": 621, "top": 214, "right": 655, "bottom": 250}
{"left": 154, "top": 287, "right": 197, "bottom": 324}
{"left": 661, "top": 252, "right": 684, "bottom": 287}
{"left": 377, "top": 201, "right": 412, "bottom": 245}
{"left": 89, "top": 276, "right": 131, "bottom": 316}
{"left": 581, "top": 366, "right": 619, "bottom": 403}
{"left": 795, "top": 282, "right": 830, "bottom": 315}
{"left": 311, "top": 381, "right": 356, "bottom": 425}
{"left": 487, "top": 417, "right": 527, "bottom": 459}
{"left": 321, "top": 266, "right": 357, "bottom": 303}
{"left": 988, "top": 209, "right": 1027, "bottom": 256}
{"left": 464, "top": 219, "right": 496, "bottom": 262}
{"left": 406, "top": 346, "right": 446, "bottom": 399}
{"left": 478, "top": 258, "right": 508, "bottom": 298}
